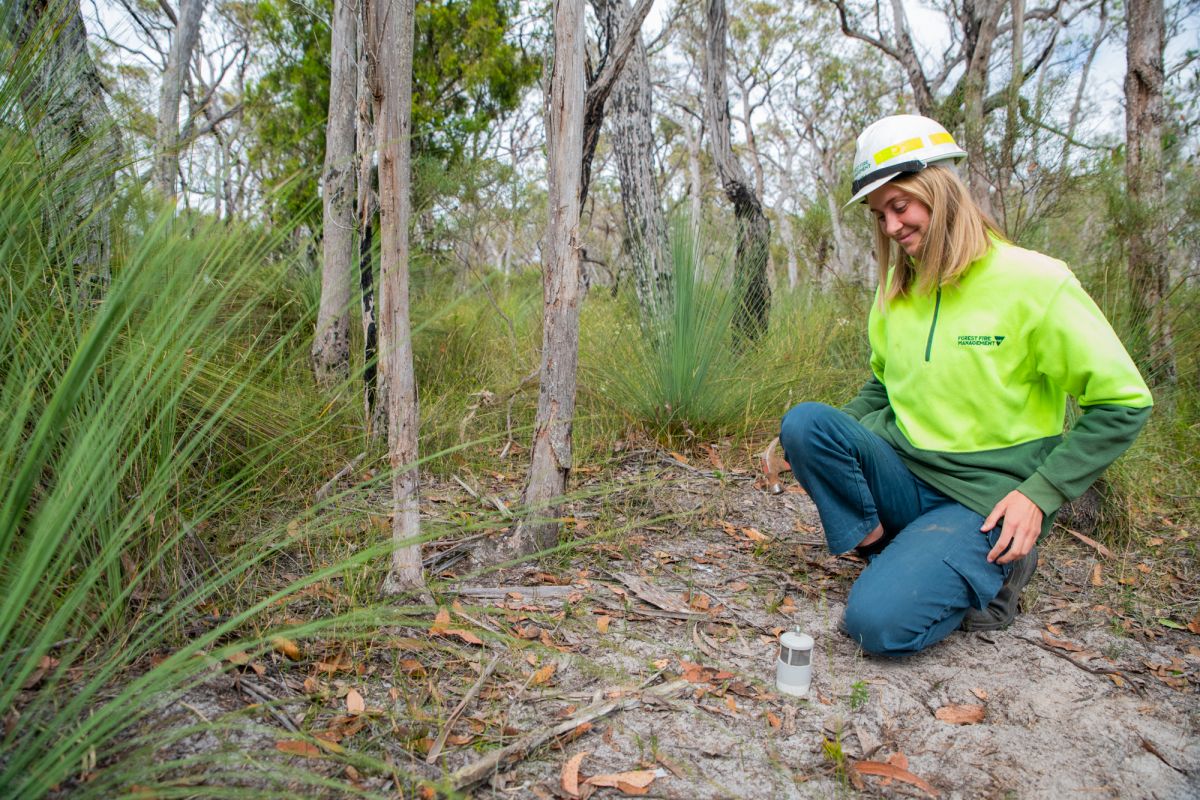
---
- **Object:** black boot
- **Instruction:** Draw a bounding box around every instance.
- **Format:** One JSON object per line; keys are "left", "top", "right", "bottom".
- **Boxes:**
{"left": 961, "top": 547, "right": 1038, "bottom": 632}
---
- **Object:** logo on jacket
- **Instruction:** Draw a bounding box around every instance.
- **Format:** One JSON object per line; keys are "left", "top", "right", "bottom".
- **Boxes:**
{"left": 957, "top": 335, "right": 1006, "bottom": 347}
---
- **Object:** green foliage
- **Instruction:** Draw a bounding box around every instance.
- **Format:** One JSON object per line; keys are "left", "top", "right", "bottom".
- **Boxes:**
{"left": 246, "top": 0, "right": 540, "bottom": 227}
{"left": 581, "top": 220, "right": 868, "bottom": 446}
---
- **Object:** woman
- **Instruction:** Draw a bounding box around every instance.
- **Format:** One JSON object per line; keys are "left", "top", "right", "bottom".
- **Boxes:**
{"left": 778, "top": 114, "right": 1153, "bottom": 656}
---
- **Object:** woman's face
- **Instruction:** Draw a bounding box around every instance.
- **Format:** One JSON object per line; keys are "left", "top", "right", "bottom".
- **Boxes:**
{"left": 867, "top": 183, "right": 931, "bottom": 258}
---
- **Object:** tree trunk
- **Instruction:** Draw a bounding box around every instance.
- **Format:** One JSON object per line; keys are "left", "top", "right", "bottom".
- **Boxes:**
{"left": 1124, "top": 0, "right": 1176, "bottom": 384}
{"left": 357, "top": 0, "right": 385, "bottom": 439}
{"left": 703, "top": 0, "right": 770, "bottom": 340}
{"left": 311, "top": 0, "right": 358, "bottom": 386}
{"left": 11, "top": 0, "right": 120, "bottom": 305}
{"left": 998, "top": 0, "right": 1024, "bottom": 231}
{"left": 684, "top": 114, "right": 703, "bottom": 226}
{"left": 369, "top": 0, "right": 425, "bottom": 595}
{"left": 153, "top": 0, "right": 206, "bottom": 199}
{"left": 959, "top": 0, "right": 1002, "bottom": 217}
{"left": 485, "top": 0, "right": 585, "bottom": 562}
{"left": 592, "top": 0, "right": 671, "bottom": 318}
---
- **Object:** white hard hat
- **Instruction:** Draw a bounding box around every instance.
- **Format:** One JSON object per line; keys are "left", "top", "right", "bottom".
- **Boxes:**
{"left": 846, "top": 114, "right": 968, "bottom": 206}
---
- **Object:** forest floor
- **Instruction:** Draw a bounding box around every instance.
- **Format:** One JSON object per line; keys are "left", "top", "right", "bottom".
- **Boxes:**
{"left": 161, "top": 447, "right": 1200, "bottom": 799}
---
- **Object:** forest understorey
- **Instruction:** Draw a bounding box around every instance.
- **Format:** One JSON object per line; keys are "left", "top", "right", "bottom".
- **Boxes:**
{"left": 152, "top": 450, "right": 1200, "bottom": 799}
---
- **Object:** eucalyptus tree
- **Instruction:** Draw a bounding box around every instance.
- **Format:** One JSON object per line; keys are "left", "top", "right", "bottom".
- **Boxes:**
{"left": 153, "top": 0, "right": 207, "bottom": 198}
{"left": 826, "top": 0, "right": 1079, "bottom": 217}
{"left": 8, "top": 0, "right": 120, "bottom": 305}
{"left": 592, "top": 0, "right": 671, "bottom": 318}
{"left": 703, "top": 0, "right": 770, "bottom": 340}
{"left": 311, "top": 0, "right": 359, "bottom": 385}
{"left": 1124, "top": 0, "right": 1176, "bottom": 384}
{"left": 364, "top": 0, "right": 427, "bottom": 596}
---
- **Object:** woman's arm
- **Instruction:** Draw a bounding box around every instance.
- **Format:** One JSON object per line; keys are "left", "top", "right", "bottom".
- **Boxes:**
{"left": 841, "top": 376, "right": 889, "bottom": 421}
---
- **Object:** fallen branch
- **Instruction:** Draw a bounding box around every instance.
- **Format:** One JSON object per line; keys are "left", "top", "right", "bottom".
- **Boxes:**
{"left": 1016, "top": 635, "right": 1143, "bottom": 695}
{"left": 451, "top": 585, "right": 579, "bottom": 601}
{"left": 314, "top": 452, "right": 366, "bottom": 503}
{"left": 449, "top": 679, "right": 689, "bottom": 790}
{"left": 237, "top": 678, "right": 301, "bottom": 734}
{"left": 427, "top": 651, "right": 502, "bottom": 764}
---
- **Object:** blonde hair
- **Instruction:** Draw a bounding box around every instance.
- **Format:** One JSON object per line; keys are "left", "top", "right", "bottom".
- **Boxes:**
{"left": 873, "top": 165, "right": 1003, "bottom": 307}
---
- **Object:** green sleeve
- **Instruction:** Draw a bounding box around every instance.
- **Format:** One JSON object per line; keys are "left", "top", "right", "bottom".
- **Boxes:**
{"left": 1018, "top": 404, "right": 1151, "bottom": 513}
{"left": 842, "top": 377, "right": 889, "bottom": 421}
{"left": 1016, "top": 276, "right": 1154, "bottom": 514}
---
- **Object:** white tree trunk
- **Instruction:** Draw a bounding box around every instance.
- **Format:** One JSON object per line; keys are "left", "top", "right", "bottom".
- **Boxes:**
{"left": 153, "top": 0, "right": 206, "bottom": 198}
{"left": 311, "top": 0, "right": 358, "bottom": 386}
{"left": 369, "top": 0, "right": 425, "bottom": 595}
{"left": 486, "top": 0, "right": 585, "bottom": 561}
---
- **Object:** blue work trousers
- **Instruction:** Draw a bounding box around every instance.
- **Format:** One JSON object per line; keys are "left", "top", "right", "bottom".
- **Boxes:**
{"left": 779, "top": 402, "right": 1009, "bottom": 656}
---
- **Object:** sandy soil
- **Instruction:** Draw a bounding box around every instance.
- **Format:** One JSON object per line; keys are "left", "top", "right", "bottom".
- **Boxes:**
{"left": 157, "top": 454, "right": 1200, "bottom": 799}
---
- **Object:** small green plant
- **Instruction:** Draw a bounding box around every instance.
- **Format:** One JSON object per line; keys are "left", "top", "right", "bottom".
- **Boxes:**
{"left": 822, "top": 733, "right": 848, "bottom": 783}
{"left": 848, "top": 680, "right": 869, "bottom": 710}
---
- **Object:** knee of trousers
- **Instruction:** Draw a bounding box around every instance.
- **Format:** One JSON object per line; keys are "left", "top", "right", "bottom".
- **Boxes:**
{"left": 779, "top": 402, "right": 840, "bottom": 461}
{"left": 842, "top": 591, "right": 924, "bottom": 657}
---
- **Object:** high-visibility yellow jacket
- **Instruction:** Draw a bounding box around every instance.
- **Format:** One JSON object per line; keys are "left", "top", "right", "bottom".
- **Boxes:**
{"left": 843, "top": 239, "right": 1153, "bottom": 531}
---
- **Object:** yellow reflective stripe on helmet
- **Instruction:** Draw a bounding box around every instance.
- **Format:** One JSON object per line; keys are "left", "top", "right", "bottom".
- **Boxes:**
{"left": 930, "top": 132, "right": 955, "bottom": 146}
{"left": 873, "top": 136, "right": 924, "bottom": 164}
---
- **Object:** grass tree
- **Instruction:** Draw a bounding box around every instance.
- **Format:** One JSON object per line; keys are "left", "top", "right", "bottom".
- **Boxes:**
{"left": 370, "top": 0, "right": 426, "bottom": 595}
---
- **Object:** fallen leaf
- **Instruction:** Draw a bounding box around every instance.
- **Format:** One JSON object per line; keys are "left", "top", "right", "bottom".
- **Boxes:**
{"left": 596, "top": 615, "right": 611, "bottom": 634}
{"left": 584, "top": 769, "right": 657, "bottom": 791}
{"left": 687, "top": 592, "right": 710, "bottom": 611}
{"left": 853, "top": 760, "right": 938, "bottom": 797}
{"left": 669, "top": 451, "right": 689, "bottom": 465}
{"left": 446, "top": 628, "right": 484, "bottom": 645}
{"left": 346, "top": 688, "right": 366, "bottom": 715}
{"left": 1108, "top": 673, "right": 1126, "bottom": 688}
{"left": 725, "top": 581, "right": 749, "bottom": 592}
{"left": 561, "top": 751, "right": 589, "bottom": 797}
{"left": 934, "top": 704, "right": 985, "bottom": 725}
{"left": 1159, "top": 618, "right": 1185, "bottom": 630}
{"left": 1045, "top": 623, "right": 1062, "bottom": 636}
{"left": 777, "top": 596, "right": 798, "bottom": 615}
{"left": 531, "top": 663, "right": 557, "bottom": 686}
{"left": 878, "top": 752, "right": 910, "bottom": 786}
{"left": 1041, "top": 631, "right": 1085, "bottom": 652}
{"left": 766, "top": 711, "right": 782, "bottom": 729}
{"left": 431, "top": 607, "right": 451, "bottom": 634}
{"left": 1091, "top": 564, "right": 1103, "bottom": 587}
{"left": 227, "top": 651, "right": 251, "bottom": 666}
{"left": 724, "top": 696, "right": 739, "bottom": 715}
{"left": 1137, "top": 563, "right": 1152, "bottom": 574}
{"left": 1188, "top": 645, "right": 1200, "bottom": 658}
{"left": 742, "top": 527, "right": 769, "bottom": 542}
{"left": 276, "top": 740, "right": 322, "bottom": 758}
{"left": 399, "top": 658, "right": 426, "bottom": 676}
{"left": 272, "top": 637, "right": 301, "bottom": 661}
{"left": 1187, "top": 612, "right": 1200, "bottom": 636}
{"left": 970, "top": 687, "right": 988, "bottom": 701}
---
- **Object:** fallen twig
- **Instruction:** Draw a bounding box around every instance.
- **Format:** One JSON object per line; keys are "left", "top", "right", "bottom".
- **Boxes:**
{"left": 427, "top": 651, "right": 502, "bottom": 764}
{"left": 451, "top": 585, "right": 579, "bottom": 601}
{"left": 449, "top": 679, "right": 689, "bottom": 790}
{"left": 237, "top": 678, "right": 301, "bottom": 734}
{"left": 1017, "top": 635, "right": 1143, "bottom": 695}
{"left": 314, "top": 452, "right": 366, "bottom": 503}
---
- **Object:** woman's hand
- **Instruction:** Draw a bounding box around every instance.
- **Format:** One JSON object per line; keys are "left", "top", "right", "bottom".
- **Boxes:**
{"left": 982, "top": 491, "right": 1043, "bottom": 565}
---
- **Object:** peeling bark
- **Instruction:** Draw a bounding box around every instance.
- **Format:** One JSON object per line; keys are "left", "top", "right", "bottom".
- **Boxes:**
{"left": 311, "top": 0, "right": 358, "bottom": 386}
{"left": 703, "top": 0, "right": 770, "bottom": 340}
{"left": 369, "top": 0, "right": 425, "bottom": 595}
{"left": 487, "top": 0, "right": 586, "bottom": 562}
{"left": 1124, "top": 0, "right": 1175, "bottom": 384}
